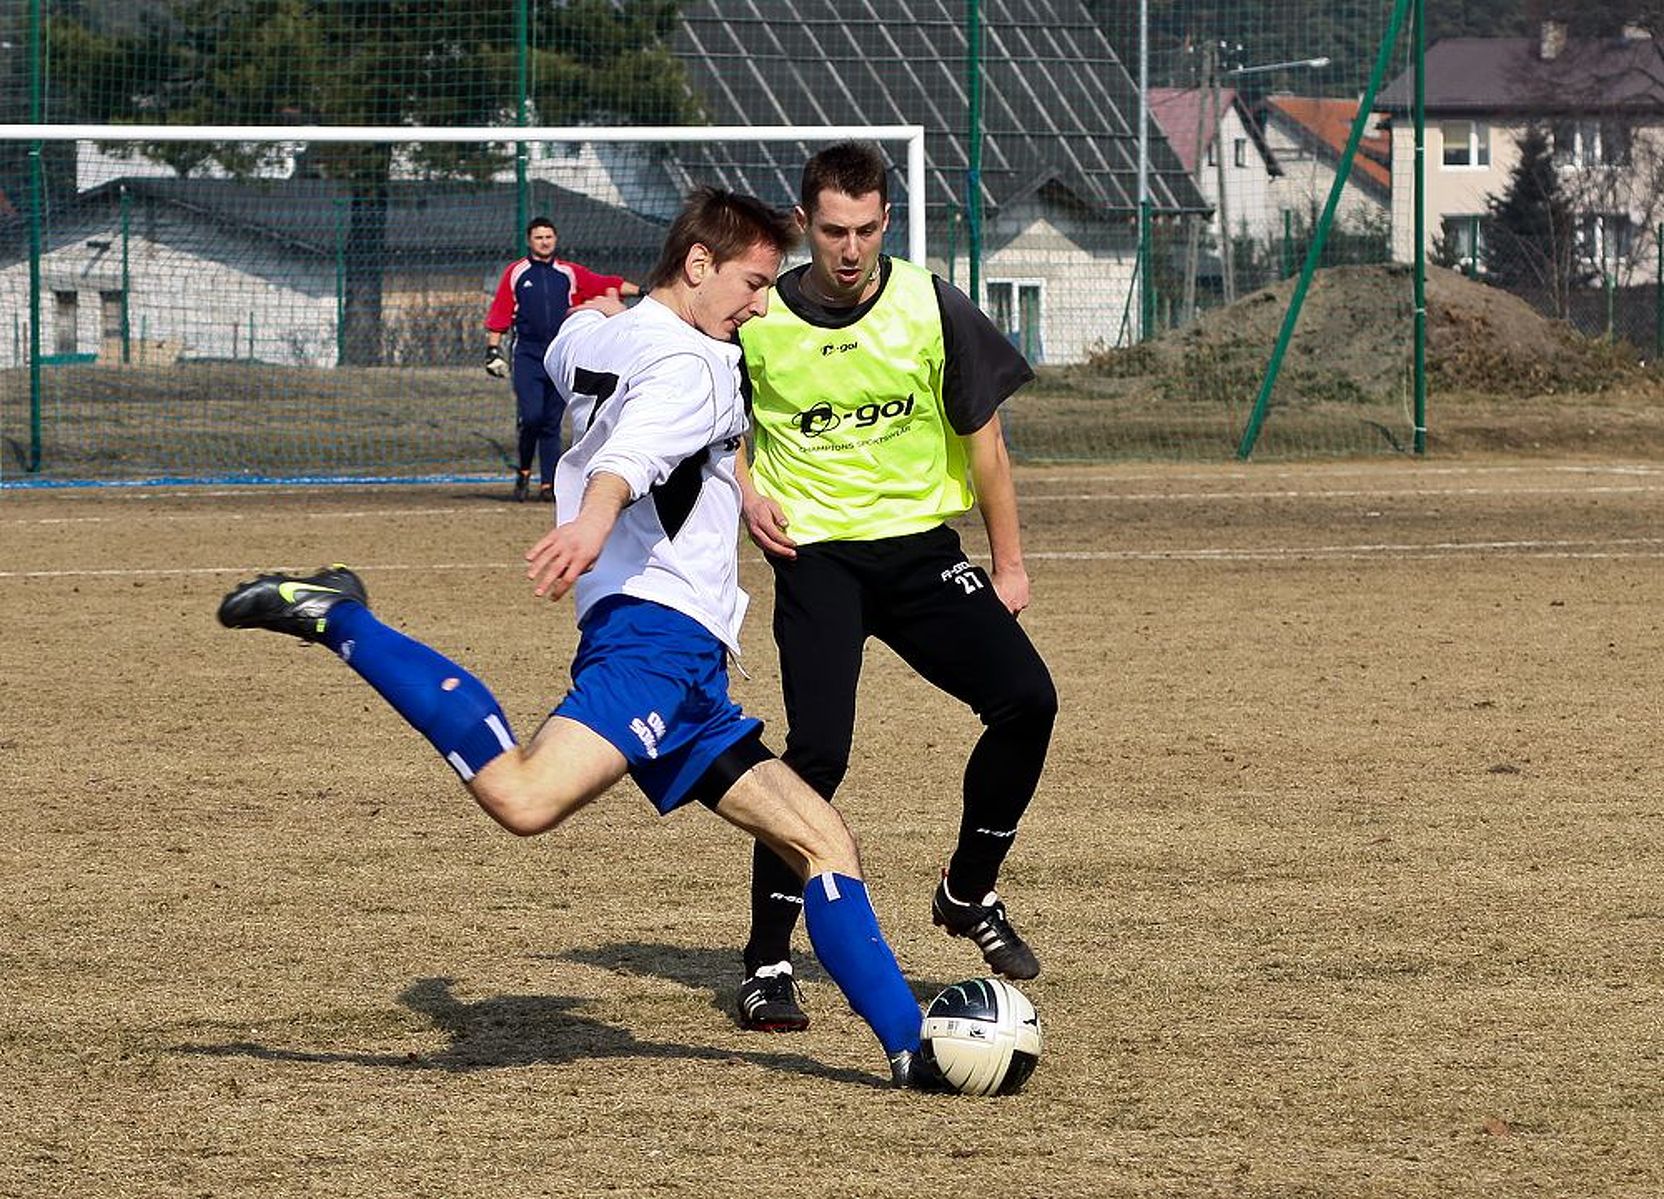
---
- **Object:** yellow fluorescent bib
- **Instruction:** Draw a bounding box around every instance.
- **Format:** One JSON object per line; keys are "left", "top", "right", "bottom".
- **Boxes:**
{"left": 740, "top": 259, "right": 972, "bottom": 545}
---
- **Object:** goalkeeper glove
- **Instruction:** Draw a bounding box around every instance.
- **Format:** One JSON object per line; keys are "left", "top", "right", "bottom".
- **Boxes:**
{"left": 484, "top": 345, "right": 510, "bottom": 378}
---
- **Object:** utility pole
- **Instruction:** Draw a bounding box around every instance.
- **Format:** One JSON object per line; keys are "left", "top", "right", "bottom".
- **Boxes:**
{"left": 1210, "top": 42, "right": 1236, "bottom": 304}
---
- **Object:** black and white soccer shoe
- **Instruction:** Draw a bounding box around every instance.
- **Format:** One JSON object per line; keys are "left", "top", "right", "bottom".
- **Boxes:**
{"left": 736, "top": 962, "right": 810, "bottom": 1032}
{"left": 930, "top": 874, "right": 1041, "bottom": 981}
{"left": 217, "top": 564, "right": 367, "bottom": 643}
{"left": 888, "top": 1047, "right": 952, "bottom": 1092}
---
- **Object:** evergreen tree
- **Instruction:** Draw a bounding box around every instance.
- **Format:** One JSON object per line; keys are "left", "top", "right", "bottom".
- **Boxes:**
{"left": 1483, "top": 123, "right": 1591, "bottom": 316}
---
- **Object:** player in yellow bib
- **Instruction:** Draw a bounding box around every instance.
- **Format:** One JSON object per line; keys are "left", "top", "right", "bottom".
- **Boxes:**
{"left": 732, "top": 142, "right": 1058, "bottom": 1031}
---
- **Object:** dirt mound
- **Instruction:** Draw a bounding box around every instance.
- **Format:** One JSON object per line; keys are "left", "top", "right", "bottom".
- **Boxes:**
{"left": 1087, "top": 263, "right": 1639, "bottom": 402}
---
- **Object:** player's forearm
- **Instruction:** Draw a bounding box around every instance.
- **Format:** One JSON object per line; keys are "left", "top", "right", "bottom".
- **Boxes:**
{"left": 574, "top": 471, "right": 633, "bottom": 538}
{"left": 733, "top": 440, "right": 760, "bottom": 501}
{"left": 967, "top": 417, "right": 1025, "bottom": 573}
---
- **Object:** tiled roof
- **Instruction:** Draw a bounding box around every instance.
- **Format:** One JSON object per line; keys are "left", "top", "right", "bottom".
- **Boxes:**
{"left": 47, "top": 177, "right": 666, "bottom": 265}
{"left": 1378, "top": 36, "right": 1664, "bottom": 115}
{"left": 1263, "top": 95, "right": 1391, "bottom": 197}
{"left": 671, "top": 0, "right": 1206, "bottom": 217}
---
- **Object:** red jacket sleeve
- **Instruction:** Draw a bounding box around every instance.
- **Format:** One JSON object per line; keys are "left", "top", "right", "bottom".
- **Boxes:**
{"left": 485, "top": 261, "right": 521, "bottom": 333}
{"left": 566, "top": 260, "right": 627, "bottom": 304}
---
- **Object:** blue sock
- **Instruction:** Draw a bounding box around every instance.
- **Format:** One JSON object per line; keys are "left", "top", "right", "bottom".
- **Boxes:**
{"left": 320, "top": 601, "right": 516, "bottom": 781}
{"left": 802, "top": 872, "right": 921, "bottom": 1056}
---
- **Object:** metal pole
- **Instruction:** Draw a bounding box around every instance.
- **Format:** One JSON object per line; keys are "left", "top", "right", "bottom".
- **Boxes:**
{"left": 26, "top": 0, "right": 43, "bottom": 472}
{"left": 334, "top": 198, "right": 347, "bottom": 366}
{"left": 947, "top": 205, "right": 960, "bottom": 287}
{"left": 1413, "top": 0, "right": 1426, "bottom": 454}
{"left": 1237, "top": 0, "right": 1415, "bottom": 459}
{"left": 1656, "top": 222, "right": 1663, "bottom": 359}
{"left": 515, "top": 0, "right": 529, "bottom": 244}
{"left": 1282, "top": 208, "right": 1294, "bottom": 278}
{"left": 1211, "top": 45, "right": 1235, "bottom": 304}
{"left": 966, "top": 0, "right": 983, "bottom": 307}
{"left": 1137, "top": 0, "right": 1152, "bottom": 340}
{"left": 120, "top": 183, "right": 132, "bottom": 364}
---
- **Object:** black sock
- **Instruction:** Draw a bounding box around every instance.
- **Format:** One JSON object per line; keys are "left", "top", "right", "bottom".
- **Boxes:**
{"left": 743, "top": 840, "right": 806, "bottom": 975}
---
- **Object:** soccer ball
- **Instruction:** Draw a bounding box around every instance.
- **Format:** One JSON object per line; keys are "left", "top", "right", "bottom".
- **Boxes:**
{"left": 919, "top": 977, "right": 1043, "bottom": 1096}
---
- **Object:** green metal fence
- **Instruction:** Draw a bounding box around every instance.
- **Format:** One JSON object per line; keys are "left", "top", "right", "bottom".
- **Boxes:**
{"left": 23, "top": 2, "right": 1649, "bottom": 481}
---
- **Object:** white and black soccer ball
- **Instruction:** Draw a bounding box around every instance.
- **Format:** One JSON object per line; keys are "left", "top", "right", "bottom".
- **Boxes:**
{"left": 919, "top": 977, "right": 1042, "bottom": 1096}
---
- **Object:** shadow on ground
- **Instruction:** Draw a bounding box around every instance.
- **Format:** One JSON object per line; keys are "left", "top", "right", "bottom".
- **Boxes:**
{"left": 556, "top": 941, "right": 955, "bottom": 1024}
{"left": 175, "top": 975, "right": 879, "bottom": 1087}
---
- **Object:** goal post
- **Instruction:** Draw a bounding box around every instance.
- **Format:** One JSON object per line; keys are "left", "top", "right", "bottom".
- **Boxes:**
{"left": 0, "top": 123, "right": 925, "bottom": 485}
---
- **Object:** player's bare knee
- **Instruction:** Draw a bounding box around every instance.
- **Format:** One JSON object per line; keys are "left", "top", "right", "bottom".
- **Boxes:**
{"left": 467, "top": 763, "right": 567, "bottom": 837}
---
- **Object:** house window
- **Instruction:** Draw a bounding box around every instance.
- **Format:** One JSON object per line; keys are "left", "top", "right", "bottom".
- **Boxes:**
{"left": 986, "top": 279, "right": 1044, "bottom": 363}
{"left": 54, "top": 291, "right": 78, "bottom": 355}
{"left": 1553, "top": 120, "right": 1631, "bottom": 168}
{"left": 1205, "top": 141, "right": 1217, "bottom": 168}
{"left": 101, "top": 291, "right": 125, "bottom": 341}
{"left": 1233, "top": 138, "right": 1247, "bottom": 168}
{"left": 1441, "top": 214, "right": 1485, "bottom": 270}
{"left": 1578, "top": 213, "right": 1635, "bottom": 266}
{"left": 1440, "top": 121, "right": 1490, "bottom": 168}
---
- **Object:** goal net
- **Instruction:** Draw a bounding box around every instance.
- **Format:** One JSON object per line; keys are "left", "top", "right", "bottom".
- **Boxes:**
{"left": 0, "top": 124, "right": 924, "bottom": 484}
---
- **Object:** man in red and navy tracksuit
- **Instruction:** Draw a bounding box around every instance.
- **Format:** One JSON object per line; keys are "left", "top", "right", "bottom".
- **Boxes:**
{"left": 485, "top": 216, "right": 640, "bottom": 502}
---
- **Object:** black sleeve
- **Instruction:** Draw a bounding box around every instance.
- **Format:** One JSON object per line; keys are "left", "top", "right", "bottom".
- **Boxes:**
{"left": 934, "top": 276, "right": 1035, "bottom": 436}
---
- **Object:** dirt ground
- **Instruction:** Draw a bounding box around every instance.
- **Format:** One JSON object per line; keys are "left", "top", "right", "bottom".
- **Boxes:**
{"left": 2, "top": 457, "right": 1661, "bottom": 1197}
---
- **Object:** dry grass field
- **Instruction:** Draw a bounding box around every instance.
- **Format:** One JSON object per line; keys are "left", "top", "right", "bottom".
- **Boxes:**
{"left": 3, "top": 457, "right": 1661, "bottom": 1197}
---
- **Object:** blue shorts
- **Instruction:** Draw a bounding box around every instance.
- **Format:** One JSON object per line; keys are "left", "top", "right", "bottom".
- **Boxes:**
{"left": 553, "top": 595, "right": 761, "bottom": 814}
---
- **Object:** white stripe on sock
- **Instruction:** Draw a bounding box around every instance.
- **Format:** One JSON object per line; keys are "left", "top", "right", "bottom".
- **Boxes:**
{"left": 817, "top": 871, "right": 841, "bottom": 902}
{"left": 485, "top": 713, "right": 515, "bottom": 752}
{"left": 446, "top": 751, "right": 475, "bottom": 781}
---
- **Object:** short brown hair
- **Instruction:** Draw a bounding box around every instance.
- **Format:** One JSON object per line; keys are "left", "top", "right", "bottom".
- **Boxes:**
{"left": 644, "top": 187, "right": 798, "bottom": 290}
{"left": 800, "top": 141, "right": 889, "bottom": 215}
{"left": 526, "top": 216, "right": 556, "bottom": 237}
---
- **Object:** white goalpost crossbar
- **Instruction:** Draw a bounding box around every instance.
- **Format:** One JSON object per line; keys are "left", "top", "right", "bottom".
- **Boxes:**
{"left": 0, "top": 123, "right": 930, "bottom": 262}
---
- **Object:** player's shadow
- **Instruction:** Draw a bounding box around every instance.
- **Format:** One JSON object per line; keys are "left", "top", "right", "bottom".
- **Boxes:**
{"left": 554, "top": 942, "right": 954, "bottom": 1026}
{"left": 176, "top": 976, "right": 875, "bottom": 1087}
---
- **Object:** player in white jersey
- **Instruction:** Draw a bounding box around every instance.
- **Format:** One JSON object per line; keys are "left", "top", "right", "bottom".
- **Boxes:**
{"left": 542, "top": 289, "right": 752, "bottom": 656}
{"left": 217, "top": 188, "right": 944, "bottom": 1090}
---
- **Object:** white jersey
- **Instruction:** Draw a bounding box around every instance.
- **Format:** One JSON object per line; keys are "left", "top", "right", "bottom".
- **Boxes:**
{"left": 543, "top": 296, "right": 750, "bottom": 653}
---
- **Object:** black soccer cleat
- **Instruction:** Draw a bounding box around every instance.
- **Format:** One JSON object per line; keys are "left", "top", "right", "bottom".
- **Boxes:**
{"left": 736, "top": 964, "right": 810, "bottom": 1032}
{"left": 931, "top": 874, "right": 1041, "bottom": 981}
{"left": 512, "top": 470, "right": 531, "bottom": 503}
{"left": 888, "top": 1047, "right": 952, "bottom": 1092}
{"left": 217, "top": 564, "right": 368, "bottom": 643}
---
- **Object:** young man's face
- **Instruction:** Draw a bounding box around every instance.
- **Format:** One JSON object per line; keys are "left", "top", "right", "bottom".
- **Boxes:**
{"left": 527, "top": 225, "right": 557, "bottom": 259}
{"left": 801, "top": 188, "right": 889, "bottom": 304}
{"left": 687, "top": 240, "right": 782, "bottom": 339}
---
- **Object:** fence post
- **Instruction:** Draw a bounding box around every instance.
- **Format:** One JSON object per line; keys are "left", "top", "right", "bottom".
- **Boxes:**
{"left": 120, "top": 184, "right": 132, "bottom": 364}
{"left": 1656, "top": 223, "right": 1662, "bottom": 360}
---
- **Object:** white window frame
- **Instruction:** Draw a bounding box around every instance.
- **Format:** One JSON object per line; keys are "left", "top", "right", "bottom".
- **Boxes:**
{"left": 1440, "top": 120, "right": 1491, "bottom": 170}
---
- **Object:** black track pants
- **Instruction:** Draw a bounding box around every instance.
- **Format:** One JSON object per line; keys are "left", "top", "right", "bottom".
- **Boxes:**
{"left": 743, "top": 524, "right": 1057, "bottom": 974}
